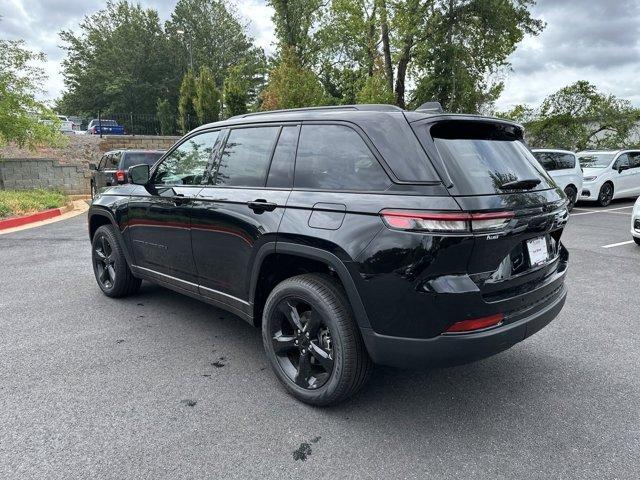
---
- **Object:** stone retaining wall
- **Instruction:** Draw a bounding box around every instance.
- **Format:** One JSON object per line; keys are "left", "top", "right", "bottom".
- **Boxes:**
{"left": 0, "top": 158, "right": 90, "bottom": 195}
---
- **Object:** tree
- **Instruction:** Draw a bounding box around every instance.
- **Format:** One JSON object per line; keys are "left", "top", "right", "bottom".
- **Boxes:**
{"left": 194, "top": 66, "right": 221, "bottom": 124}
{"left": 500, "top": 81, "right": 640, "bottom": 150}
{"left": 224, "top": 65, "right": 249, "bottom": 117}
{"left": 0, "top": 34, "right": 61, "bottom": 149}
{"left": 268, "top": 0, "right": 324, "bottom": 65}
{"left": 410, "top": 0, "right": 544, "bottom": 113}
{"left": 356, "top": 73, "right": 395, "bottom": 104}
{"left": 178, "top": 70, "right": 197, "bottom": 133}
{"left": 260, "top": 48, "right": 325, "bottom": 110}
{"left": 166, "top": 0, "right": 266, "bottom": 90}
{"left": 156, "top": 98, "right": 174, "bottom": 135}
{"left": 58, "top": 1, "right": 174, "bottom": 116}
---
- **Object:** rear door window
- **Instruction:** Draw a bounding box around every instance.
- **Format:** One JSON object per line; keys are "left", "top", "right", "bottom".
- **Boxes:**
{"left": 213, "top": 127, "right": 280, "bottom": 187}
{"left": 295, "top": 124, "right": 391, "bottom": 191}
{"left": 266, "top": 126, "right": 298, "bottom": 188}
{"left": 431, "top": 121, "right": 554, "bottom": 195}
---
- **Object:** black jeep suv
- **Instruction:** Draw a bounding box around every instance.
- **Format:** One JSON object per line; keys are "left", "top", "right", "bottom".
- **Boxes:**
{"left": 88, "top": 104, "right": 569, "bottom": 405}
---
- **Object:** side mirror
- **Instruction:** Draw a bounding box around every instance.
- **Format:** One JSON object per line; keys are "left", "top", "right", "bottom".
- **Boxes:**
{"left": 618, "top": 165, "right": 630, "bottom": 173}
{"left": 89, "top": 163, "right": 97, "bottom": 171}
{"left": 129, "top": 164, "right": 150, "bottom": 185}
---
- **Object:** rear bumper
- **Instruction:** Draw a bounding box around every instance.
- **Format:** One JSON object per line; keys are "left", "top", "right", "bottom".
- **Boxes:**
{"left": 361, "top": 283, "right": 566, "bottom": 369}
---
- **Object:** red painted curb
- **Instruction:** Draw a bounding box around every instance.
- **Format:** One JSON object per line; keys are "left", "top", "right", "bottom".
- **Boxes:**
{"left": 0, "top": 207, "right": 64, "bottom": 230}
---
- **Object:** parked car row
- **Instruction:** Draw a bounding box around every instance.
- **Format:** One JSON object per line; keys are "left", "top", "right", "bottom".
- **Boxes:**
{"left": 532, "top": 149, "right": 640, "bottom": 209}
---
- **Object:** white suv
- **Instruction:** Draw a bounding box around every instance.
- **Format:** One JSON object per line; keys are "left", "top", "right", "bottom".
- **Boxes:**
{"left": 578, "top": 150, "right": 640, "bottom": 206}
{"left": 632, "top": 197, "right": 640, "bottom": 245}
{"left": 532, "top": 149, "right": 583, "bottom": 211}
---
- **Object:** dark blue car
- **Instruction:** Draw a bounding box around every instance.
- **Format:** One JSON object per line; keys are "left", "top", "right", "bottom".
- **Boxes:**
{"left": 87, "top": 119, "right": 125, "bottom": 135}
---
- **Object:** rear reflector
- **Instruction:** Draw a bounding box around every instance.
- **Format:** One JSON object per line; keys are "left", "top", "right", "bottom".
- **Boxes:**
{"left": 444, "top": 313, "right": 504, "bottom": 333}
{"left": 380, "top": 210, "right": 514, "bottom": 233}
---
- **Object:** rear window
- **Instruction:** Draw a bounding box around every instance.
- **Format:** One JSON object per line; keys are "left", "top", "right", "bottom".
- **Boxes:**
{"left": 532, "top": 152, "right": 576, "bottom": 171}
{"left": 122, "top": 152, "right": 164, "bottom": 169}
{"left": 92, "top": 120, "right": 118, "bottom": 126}
{"left": 431, "top": 121, "right": 554, "bottom": 195}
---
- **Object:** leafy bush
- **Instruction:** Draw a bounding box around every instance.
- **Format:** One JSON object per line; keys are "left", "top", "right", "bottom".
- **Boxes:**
{"left": 0, "top": 189, "right": 67, "bottom": 218}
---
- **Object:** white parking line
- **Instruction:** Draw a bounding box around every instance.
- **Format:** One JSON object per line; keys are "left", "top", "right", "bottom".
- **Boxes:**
{"left": 572, "top": 205, "right": 634, "bottom": 216}
{"left": 602, "top": 240, "right": 635, "bottom": 249}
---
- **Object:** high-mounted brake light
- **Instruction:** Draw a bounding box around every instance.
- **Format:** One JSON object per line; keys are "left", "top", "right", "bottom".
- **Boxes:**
{"left": 380, "top": 210, "right": 514, "bottom": 233}
{"left": 115, "top": 170, "right": 126, "bottom": 183}
{"left": 444, "top": 313, "right": 504, "bottom": 333}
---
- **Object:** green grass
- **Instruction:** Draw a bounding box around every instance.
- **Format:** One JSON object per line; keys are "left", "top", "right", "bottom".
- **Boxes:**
{"left": 0, "top": 189, "right": 68, "bottom": 218}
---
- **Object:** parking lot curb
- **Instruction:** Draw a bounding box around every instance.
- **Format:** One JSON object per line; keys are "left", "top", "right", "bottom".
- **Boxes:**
{"left": 0, "top": 200, "right": 89, "bottom": 234}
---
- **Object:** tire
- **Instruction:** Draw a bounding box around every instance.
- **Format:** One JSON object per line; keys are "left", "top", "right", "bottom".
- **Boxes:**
{"left": 91, "top": 225, "right": 141, "bottom": 298}
{"left": 262, "top": 273, "right": 372, "bottom": 406}
{"left": 597, "top": 182, "right": 614, "bottom": 207}
{"left": 634, "top": 237, "right": 640, "bottom": 246}
{"left": 564, "top": 185, "right": 578, "bottom": 212}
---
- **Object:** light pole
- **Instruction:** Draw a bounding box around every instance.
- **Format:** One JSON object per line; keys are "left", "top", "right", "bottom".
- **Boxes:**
{"left": 176, "top": 29, "right": 194, "bottom": 72}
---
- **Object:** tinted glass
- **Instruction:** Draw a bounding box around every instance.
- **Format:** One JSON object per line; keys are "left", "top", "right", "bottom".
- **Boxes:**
{"left": 614, "top": 154, "right": 630, "bottom": 169}
{"left": 432, "top": 122, "right": 553, "bottom": 195}
{"left": 266, "top": 126, "right": 297, "bottom": 188}
{"left": 154, "top": 131, "right": 219, "bottom": 186}
{"left": 107, "top": 153, "right": 119, "bottom": 169}
{"left": 214, "top": 127, "right": 279, "bottom": 187}
{"left": 578, "top": 153, "right": 614, "bottom": 168}
{"left": 629, "top": 152, "right": 640, "bottom": 168}
{"left": 295, "top": 125, "right": 390, "bottom": 191}
{"left": 122, "top": 152, "right": 164, "bottom": 169}
{"left": 533, "top": 152, "right": 575, "bottom": 171}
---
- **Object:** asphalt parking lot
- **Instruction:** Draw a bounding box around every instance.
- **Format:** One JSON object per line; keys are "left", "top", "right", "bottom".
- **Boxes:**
{"left": 1, "top": 199, "right": 638, "bottom": 479}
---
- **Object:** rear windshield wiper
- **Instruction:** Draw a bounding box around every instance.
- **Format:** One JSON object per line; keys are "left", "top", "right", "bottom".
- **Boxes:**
{"left": 499, "top": 178, "right": 541, "bottom": 190}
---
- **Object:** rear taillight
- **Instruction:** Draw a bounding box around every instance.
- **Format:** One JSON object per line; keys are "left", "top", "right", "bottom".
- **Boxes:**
{"left": 380, "top": 210, "right": 514, "bottom": 233}
{"left": 115, "top": 170, "right": 126, "bottom": 183}
{"left": 445, "top": 313, "right": 504, "bottom": 333}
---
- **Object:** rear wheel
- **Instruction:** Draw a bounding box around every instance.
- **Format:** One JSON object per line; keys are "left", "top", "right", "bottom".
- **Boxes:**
{"left": 597, "top": 182, "right": 614, "bottom": 207}
{"left": 92, "top": 225, "right": 141, "bottom": 297}
{"left": 564, "top": 185, "right": 578, "bottom": 211}
{"left": 262, "top": 274, "right": 372, "bottom": 406}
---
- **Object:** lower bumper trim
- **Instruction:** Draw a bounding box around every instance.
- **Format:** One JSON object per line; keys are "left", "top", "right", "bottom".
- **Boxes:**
{"left": 361, "top": 284, "right": 567, "bottom": 369}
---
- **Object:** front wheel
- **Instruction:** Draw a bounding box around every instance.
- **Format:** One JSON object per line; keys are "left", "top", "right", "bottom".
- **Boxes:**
{"left": 262, "top": 274, "right": 372, "bottom": 406}
{"left": 92, "top": 225, "right": 141, "bottom": 297}
{"left": 564, "top": 185, "right": 578, "bottom": 211}
{"left": 597, "top": 183, "right": 614, "bottom": 207}
{"left": 634, "top": 237, "right": 640, "bottom": 246}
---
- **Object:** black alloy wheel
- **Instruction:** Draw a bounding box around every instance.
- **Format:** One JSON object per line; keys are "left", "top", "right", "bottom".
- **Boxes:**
{"left": 262, "top": 274, "right": 372, "bottom": 406}
{"left": 270, "top": 297, "right": 335, "bottom": 390}
{"left": 94, "top": 234, "right": 116, "bottom": 290}
{"left": 598, "top": 183, "right": 613, "bottom": 207}
{"left": 91, "top": 225, "right": 141, "bottom": 297}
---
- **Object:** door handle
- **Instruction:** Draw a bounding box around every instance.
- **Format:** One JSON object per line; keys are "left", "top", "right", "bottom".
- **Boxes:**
{"left": 247, "top": 199, "right": 277, "bottom": 212}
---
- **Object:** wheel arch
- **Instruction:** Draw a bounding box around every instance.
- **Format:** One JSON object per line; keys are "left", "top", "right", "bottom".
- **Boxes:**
{"left": 88, "top": 208, "right": 134, "bottom": 266}
{"left": 249, "top": 242, "right": 371, "bottom": 331}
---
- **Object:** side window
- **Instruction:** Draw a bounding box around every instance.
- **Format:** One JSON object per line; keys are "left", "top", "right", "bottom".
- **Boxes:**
{"left": 295, "top": 125, "right": 391, "bottom": 191}
{"left": 534, "top": 152, "right": 557, "bottom": 171}
{"left": 266, "top": 126, "right": 298, "bottom": 188}
{"left": 629, "top": 152, "right": 640, "bottom": 169}
{"left": 109, "top": 152, "right": 121, "bottom": 169}
{"left": 214, "top": 127, "right": 280, "bottom": 187}
{"left": 614, "top": 154, "right": 630, "bottom": 169}
{"left": 556, "top": 154, "right": 575, "bottom": 170}
{"left": 97, "top": 155, "right": 107, "bottom": 171}
{"left": 154, "top": 131, "right": 219, "bottom": 186}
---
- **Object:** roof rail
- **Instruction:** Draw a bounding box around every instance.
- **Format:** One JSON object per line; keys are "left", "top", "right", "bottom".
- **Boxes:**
{"left": 231, "top": 104, "right": 404, "bottom": 119}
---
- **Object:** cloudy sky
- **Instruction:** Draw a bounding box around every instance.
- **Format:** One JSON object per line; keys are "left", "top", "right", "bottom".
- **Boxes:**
{"left": 1, "top": 0, "right": 639, "bottom": 110}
